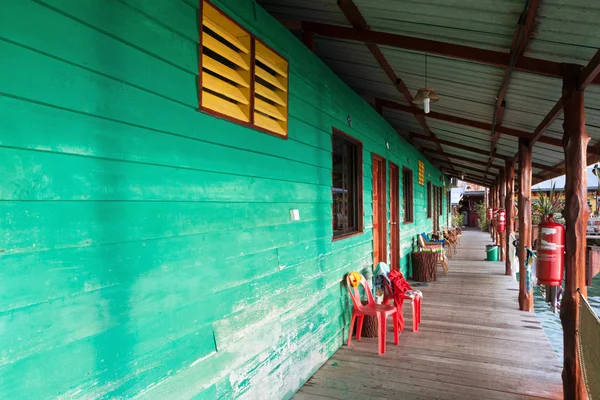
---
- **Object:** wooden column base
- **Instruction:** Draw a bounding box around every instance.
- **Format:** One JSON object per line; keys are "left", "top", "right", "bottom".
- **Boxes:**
{"left": 412, "top": 252, "right": 438, "bottom": 282}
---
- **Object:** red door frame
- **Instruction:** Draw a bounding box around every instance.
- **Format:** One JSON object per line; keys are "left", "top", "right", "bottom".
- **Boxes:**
{"left": 372, "top": 154, "right": 387, "bottom": 266}
{"left": 389, "top": 162, "right": 400, "bottom": 271}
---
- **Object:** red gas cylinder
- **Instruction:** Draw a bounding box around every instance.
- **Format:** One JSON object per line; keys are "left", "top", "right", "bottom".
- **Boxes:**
{"left": 497, "top": 209, "right": 506, "bottom": 232}
{"left": 486, "top": 207, "right": 493, "bottom": 221}
{"left": 536, "top": 221, "right": 565, "bottom": 286}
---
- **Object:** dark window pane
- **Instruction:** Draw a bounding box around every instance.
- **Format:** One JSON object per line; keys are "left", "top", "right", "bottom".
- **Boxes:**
{"left": 403, "top": 168, "right": 413, "bottom": 223}
{"left": 332, "top": 132, "right": 362, "bottom": 238}
{"left": 427, "top": 182, "right": 432, "bottom": 218}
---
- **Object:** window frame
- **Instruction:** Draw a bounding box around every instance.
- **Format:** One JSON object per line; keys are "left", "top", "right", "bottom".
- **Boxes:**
{"left": 402, "top": 167, "right": 414, "bottom": 224}
{"left": 331, "top": 128, "right": 364, "bottom": 241}
{"left": 197, "top": 0, "right": 289, "bottom": 139}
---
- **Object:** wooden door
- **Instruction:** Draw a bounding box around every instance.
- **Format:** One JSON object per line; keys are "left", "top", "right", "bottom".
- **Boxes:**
{"left": 433, "top": 185, "right": 439, "bottom": 233}
{"left": 389, "top": 163, "right": 400, "bottom": 271}
{"left": 372, "top": 154, "right": 387, "bottom": 265}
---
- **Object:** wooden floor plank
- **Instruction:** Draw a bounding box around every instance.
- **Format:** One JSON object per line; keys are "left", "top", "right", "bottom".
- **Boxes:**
{"left": 293, "top": 229, "right": 563, "bottom": 399}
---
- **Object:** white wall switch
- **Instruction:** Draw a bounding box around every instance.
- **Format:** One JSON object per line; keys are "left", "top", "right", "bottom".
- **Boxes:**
{"left": 290, "top": 209, "right": 300, "bottom": 221}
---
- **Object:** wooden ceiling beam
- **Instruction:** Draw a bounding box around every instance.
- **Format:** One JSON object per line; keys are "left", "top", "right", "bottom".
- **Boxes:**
{"left": 456, "top": 168, "right": 497, "bottom": 180}
{"left": 409, "top": 131, "right": 500, "bottom": 158}
{"left": 424, "top": 150, "right": 499, "bottom": 169}
{"left": 379, "top": 99, "right": 564, "bottom": 148}
{"left": 447, "top": 162, "right": 498, "bottom": 177}
{"left": 447, "top": 170, "right": 488, "bottom": 183}
{"left": 438, "top": 163, "right": 499, "bottom": 180}
{"left": 408, "top": 131, "right": 556, "bottom": 172}
{"left": 280, "top": 20, "right": 600, "bottom": 85}
{"left": 337, "top": 0, "right": 459, "bottom": 174}
{"left": 486, "top": 0, "right": 541, "bottom": 180}
{"left": 522, "top": 97, "right": 564, "bottom": 151}
{"left": 579, "top": 49, "right": 600, "bottom": 90}
{"left": 396, "top": 131, "right": 451, "bottom": 171}
{"left": 512, "top": 47, "right": 600, "bottom": 170}
{"left": 446, "top": 172, "right": 490, "bottom": 187}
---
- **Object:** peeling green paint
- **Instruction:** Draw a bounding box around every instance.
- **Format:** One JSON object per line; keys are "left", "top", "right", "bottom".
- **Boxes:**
{"left": 0, "top": 0, "right": 448, "bottom": 398}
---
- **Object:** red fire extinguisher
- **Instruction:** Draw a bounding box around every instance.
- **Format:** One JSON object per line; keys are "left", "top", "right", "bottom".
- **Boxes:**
{"left": 486, "top": 207, "right": 493, "bottom": 221}
{"left": 492, "top": 208, "right": 498, "bottom": 227}
{"left": 497, "top": 209, "right": 506, "bottom": 233}
{"left": 536, "top": 220, "right": 565, "bottom": 286}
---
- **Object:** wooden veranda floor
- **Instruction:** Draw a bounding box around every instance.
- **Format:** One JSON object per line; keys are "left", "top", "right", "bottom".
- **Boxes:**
{"left": 295, "top": 229, "right": 564, "bottom": 400}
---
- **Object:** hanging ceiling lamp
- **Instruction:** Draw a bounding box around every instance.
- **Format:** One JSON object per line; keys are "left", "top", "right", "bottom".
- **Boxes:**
{"left": 412, "top": 53, "right": 439, "bottom": 114}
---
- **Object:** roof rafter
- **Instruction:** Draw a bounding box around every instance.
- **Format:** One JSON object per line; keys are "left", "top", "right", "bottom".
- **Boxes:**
{"left": 378, "top": 99, "right": 565, "bottom": 148}
{"left": 446, "top": 172, "right": 491, "bottom": 187}
{"left": 486, "top": 0, "right": 541, "bottom": 180}
{"left": 440, "top": 161, "right": 498, "bottom": 178}
{"left": 407, "top": 131, "right": 557, "bottom": 172}
{"left": 513, "top": 48, "right": 600, "bottom": 174}
{"left": 336, "top": 0, "right": 458, "bottom": 174}
{"left": 278, "top": 19, "right": 600, "bottom": 85}
{"left": 423, "top": 150, "right": 500, "bottom": 170}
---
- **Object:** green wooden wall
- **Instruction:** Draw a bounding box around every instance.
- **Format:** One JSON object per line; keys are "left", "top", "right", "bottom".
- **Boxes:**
{"left": 0, "top": 0, "right": 448, "bottom": 398}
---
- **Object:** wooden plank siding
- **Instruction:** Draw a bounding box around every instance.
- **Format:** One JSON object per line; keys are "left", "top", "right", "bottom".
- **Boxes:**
{"left": 0, "top": 0, "right": 448, "bottom": 398}
{"left": 296, "top": 230, "right": 563, "bottom": 400}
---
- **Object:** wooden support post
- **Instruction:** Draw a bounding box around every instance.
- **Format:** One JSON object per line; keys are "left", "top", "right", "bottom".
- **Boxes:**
{"left": 505, "top": 160, "right": 515, "bottom": 275}
{"left": 493, "top": 184, "right": 498, "bottom": 241}
{"left": 301, "top": 30, "right": 316, "bottom": 52}
{"left": 486, "top": 186, "right": 490, "bottom": 234}
{"left": 489, "top": 185, "right": 493, "bottom": 237}
{"left": 491, "top": 184, "right": 496, "bottom": 240}
{"left": 560, "top": 63, "right": 589, "bottom": 400}
{"left": 518, "top": 138, "right": 533, "bottom": 312}
{"left": 498, "top": 169, "right": 505, "bottom": 261}
{"left": 375, "top": 100, "right": 384, "bottom": 116}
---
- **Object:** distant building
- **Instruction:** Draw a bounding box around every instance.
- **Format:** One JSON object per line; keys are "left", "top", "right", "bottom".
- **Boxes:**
{"left": 532, "top": 165, "right": 600, "bottom": 213}
{"left": 451, "top": 180, "right": 486, "bottom": 227}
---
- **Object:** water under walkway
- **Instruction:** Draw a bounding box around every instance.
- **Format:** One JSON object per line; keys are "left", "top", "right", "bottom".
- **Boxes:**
{"left": 295, "top": 229, "right": 563, "bottom": 400}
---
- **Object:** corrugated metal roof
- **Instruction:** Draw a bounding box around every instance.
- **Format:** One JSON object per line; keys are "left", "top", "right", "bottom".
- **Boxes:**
{"left": 259, "top": 0, "right": 351, "bottom": 26}
{"left": 379, "top": 50, "right": 503, "bottom": 122}
{"left": 259, "top": 0, "right": 600, "bottom": 186}
{"left": 354, "top": 0, "right": 522, "bottom": 52}
{"left": 501, "top": 72, "right": 562, "bottom": 133}
{"left": 525, "top": 0, "right": 600, "bottom": 64}
{"left": 315, "top": 38, "right": 408, "bottom": 103}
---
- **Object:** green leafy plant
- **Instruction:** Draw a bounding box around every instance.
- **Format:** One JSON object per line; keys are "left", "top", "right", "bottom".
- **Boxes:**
{"left": 474, "top": 201, "right": 487, "bottom": 231}
{"left": 452, "top": 213, "right": 463, "bottom": 228}
{"left": 533, "top": 182, "right": 564, "bottom": 223}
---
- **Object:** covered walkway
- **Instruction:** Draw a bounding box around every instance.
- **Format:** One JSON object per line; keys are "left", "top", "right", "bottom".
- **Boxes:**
{"left": 295, "top": 229, "right": 563, "bottom": 400}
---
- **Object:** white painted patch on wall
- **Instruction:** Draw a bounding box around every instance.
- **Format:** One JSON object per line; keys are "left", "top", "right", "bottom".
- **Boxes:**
{"left": 189, "top": 351, "right": 216, "bottom": 368}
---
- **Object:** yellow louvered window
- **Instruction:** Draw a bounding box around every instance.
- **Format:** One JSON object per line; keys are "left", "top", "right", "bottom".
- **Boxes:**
{"left": 253, "top": 41, "right": 288, "bottom": 137}
{"left": 200, "top": 1, "right": 251, "bottom": 123}
{"left": 199, "top": 1, "right": 289, "bottom": 138}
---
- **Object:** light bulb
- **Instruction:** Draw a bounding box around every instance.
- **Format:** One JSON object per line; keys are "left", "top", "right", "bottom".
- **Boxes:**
{"left": 424, "top": 97, "right": 430, "bottom": 114}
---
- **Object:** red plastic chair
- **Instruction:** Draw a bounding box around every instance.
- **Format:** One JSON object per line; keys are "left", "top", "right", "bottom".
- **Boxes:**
{"left": 383, "top": 277, "right": 422, "bottom": 332}
{"left": 346, "top": 273, "right": 399, "bottom": 355}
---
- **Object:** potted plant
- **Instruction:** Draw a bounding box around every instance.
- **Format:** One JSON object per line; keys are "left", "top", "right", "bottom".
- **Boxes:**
{"left": 534, "top": 183, "right": 564, "bottom": 223}
{"left": 533, "top": 183, "right": 565, "bottom": 249}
